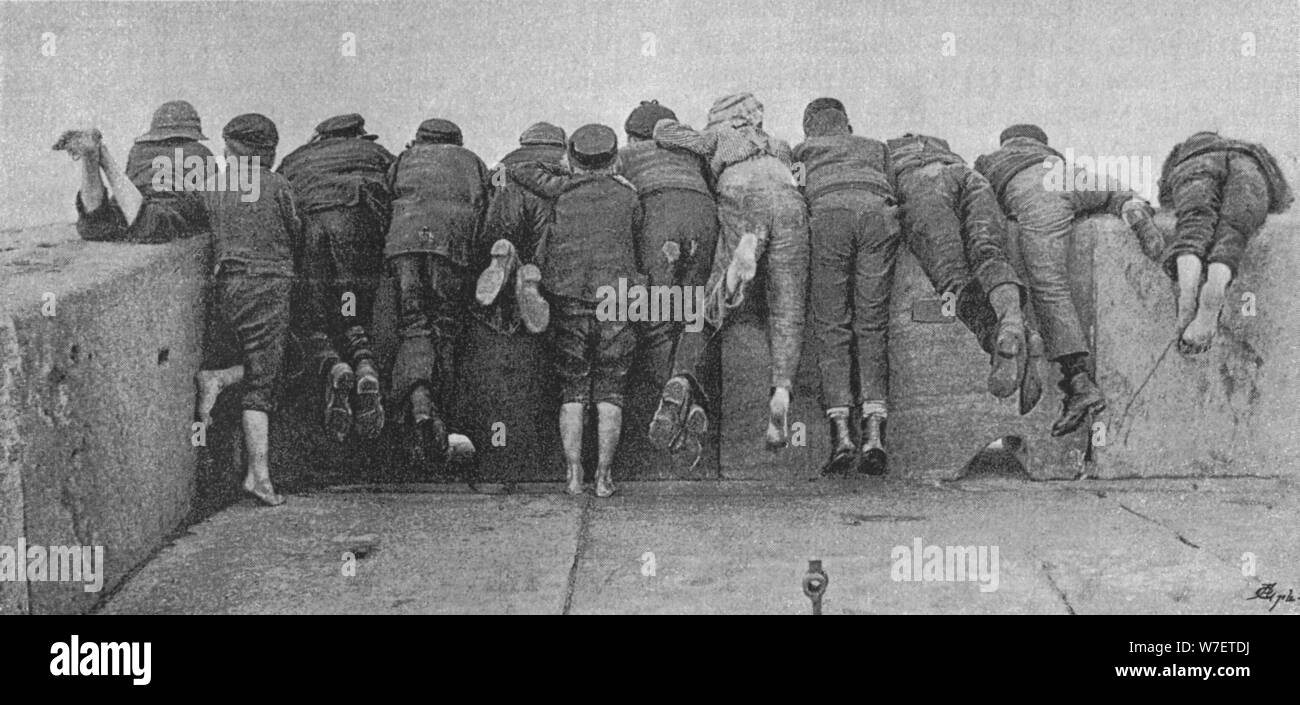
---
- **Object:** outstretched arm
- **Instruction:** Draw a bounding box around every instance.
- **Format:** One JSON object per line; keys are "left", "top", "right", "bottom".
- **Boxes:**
{"left": 653, "top": 118, "right": 718, "bottom": 158}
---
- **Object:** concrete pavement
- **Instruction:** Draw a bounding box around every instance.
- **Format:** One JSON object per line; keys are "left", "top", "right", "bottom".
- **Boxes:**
{"left": 97, "top": 475, "right": 1299, "bottom": 615}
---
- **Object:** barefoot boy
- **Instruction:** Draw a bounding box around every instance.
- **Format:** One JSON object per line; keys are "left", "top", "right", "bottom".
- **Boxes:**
{"left": 194, "top": 114, "right": 301, "bottom": 507}
{"left": 1158, "top": 131, "right": 1293, "bottom": 354}
{"left": 506, "top": 124, "right": 643, "bottom": 497}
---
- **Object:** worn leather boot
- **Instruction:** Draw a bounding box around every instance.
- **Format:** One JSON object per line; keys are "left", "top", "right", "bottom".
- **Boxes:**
{"left": 649, "top": 376, "right": 692, "bottom": 451}
{"left": 324, "top": 361, "right": 355, "bottom": 442}
{"left": 352, "top": 358, "right": 384, "bottom": 440}
{"left": 860, "top": 413, "right": 888, "bottom": 476}
{"left": 1019, "top": 329, "right": 1045, "bottom": 415}
{"left": 1052, "top": 372, "right": 1106, "bottom": 437}
{"left": 821, "top": 414, "right": 857, "bottom": 476}
{"left": 986, "top": 284, "right": 1026, "bottom": 399}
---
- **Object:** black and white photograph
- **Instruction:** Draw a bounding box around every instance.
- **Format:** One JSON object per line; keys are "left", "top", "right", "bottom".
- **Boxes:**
{"left": 0, "top": 0, "right": 1296, "bottom": 674}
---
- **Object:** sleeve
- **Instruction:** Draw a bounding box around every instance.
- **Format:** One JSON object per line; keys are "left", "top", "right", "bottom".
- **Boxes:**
{"left": 653, "top": 119, "right": 718, "bottom": 157}
{"left": 279, "top": 185, "right": 306, "bottom": 271}
{"left": 508, "top": 161, "right": 570, "bottom": 199}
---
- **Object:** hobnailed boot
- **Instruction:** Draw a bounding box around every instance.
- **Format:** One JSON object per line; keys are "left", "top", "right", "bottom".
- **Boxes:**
{"left": 648, "top": 376, "right": 692, "bottom": 451}
{"left": 324, "top": 361, "right": 356, "bottom": 442}
{"left": 985, "top": 284, "right": 1026, "bottom": 399}
{"left": 515, "top": 263, "right": 550, "bottom": 334}
{"left": 476, "top": 238, "right": 519, "bottom": 306}
{"left": 1052, "top": 372, "right": 1106, "bottom": 437}
{"left": 681, "top": 403, "right": 709, "bottom": 470}
{"left": 1122, "top": 198, "right": 1166, "bottom": 262}
{"left": 407, "top": 385, "right": 449, "bottom": 469}
{"left": 352, "top": 358, "right": 384, "bottom": 440}
{"left": 1019, "top": 329, "right": 1045, "bottom": 415}
{"left": 859, "top": 413, "right": 888, "bottom": 476}
{"left": 821, "top": 414, "right": 857, "bottom": 476}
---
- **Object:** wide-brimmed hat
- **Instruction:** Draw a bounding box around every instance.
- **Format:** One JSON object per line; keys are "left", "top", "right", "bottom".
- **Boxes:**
{"left": 136, "top": 100, "right": 208, "bottom": 143}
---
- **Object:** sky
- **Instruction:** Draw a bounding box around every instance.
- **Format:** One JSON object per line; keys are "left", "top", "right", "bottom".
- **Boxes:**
{"left": 1, "top": 0, "right": 1296, "bottom": 230}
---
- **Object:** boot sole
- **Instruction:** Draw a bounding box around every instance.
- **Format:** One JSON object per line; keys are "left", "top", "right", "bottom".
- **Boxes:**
{"left": 325, "top": 369, "right": 356, "bottom": 441}
{"left": 821, "top": 451, "right": 858, "bottom": 476}
{"left": 353, "top": 374, "right": 384, "bottom": 440}
{"left": 860, "top": 448, "right": 888, "bottom": 476}
{"left": 648, "top": 378, "right": 691, "bottom": 450}
{"left": 1051, "top": 398, "right": 1108, "bottom": 437}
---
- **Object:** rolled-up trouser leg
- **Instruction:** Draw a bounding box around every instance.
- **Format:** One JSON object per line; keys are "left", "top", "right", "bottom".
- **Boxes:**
{"left": 388, "top": 254, "right": 436, "bottom": 404}
{"left": 1003, "top": 168, "right": 1090, "bottom": 361}
{"left": 1209, "top": 153, "right": 1269, "bottom": 278}
{"left": 762, "top": 187, "right": 810, "bottom": 391}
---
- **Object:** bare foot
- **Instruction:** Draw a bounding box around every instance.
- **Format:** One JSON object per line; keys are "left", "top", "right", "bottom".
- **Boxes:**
{"left": 194, "top": 370, "right": 226, "bottom": 427}
{"left": 1180, "top": 300, "right": 1222, "bottom": 355}
{"left": 766, "top": 387, "right": 790, "bottom": 450}
{"left": 565, "top": 467, "right": 585, "bottom": 496}
{"left": 594, "top": 472, "right": 616, "bottom": 498}
{"left": 243, "top": 475, "right": 284, "bottom": 507}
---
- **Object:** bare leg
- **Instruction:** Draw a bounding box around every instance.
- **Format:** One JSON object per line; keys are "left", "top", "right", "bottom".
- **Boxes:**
{"left": 241, "top": 410, "right": 284, "bottom": 507}
{"left": 1174, "top": 254, "right": 1203, "bottom": 338}
{"left": 594, "top": 402, "right": 622, "bottom": 498}
{"left": 1181, "top": 262, "right": 1231, "bottom": 354}
{"left": 194, "top": 365, "right": 244, "bottom": 427}
{"left": 559, "top": 402, "right": 585, "bottom": 495}
{"left": 78, "top": 143, "right": 106, "bottom": 213}
{"left": 97, "top": 145, "right": 145, "bottom": 226}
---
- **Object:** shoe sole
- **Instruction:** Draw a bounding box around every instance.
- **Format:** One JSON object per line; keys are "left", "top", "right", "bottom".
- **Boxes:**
{"left": 860, "top": 448, "right": 888, "bottom": 476}
{"left": 325, "top": 369, "right": 356, "bottom": 441}
{"left": 475, "top": 241, "right": 515, "bottom": 306}
{"left": 821, "top": 451, "right": 858, "bottom": 476}
{"left": 517, "top": 287, "right": 550, "bottom": 333}
{"left": 987, "top": 327, "right": 1025, "bottom": 399}
{"left": 648, "top": 378, "right": 691, "bottom": 450}
{"left": 1051, "top": 398, "right": 1108, "bottom": 437}
{"left": 353, "top": 374, "right": 384, "bottom": 439}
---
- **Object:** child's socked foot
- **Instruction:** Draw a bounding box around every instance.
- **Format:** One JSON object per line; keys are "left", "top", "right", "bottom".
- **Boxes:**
{"left": 242, "top": 476, "right": 284, "bottom": 507}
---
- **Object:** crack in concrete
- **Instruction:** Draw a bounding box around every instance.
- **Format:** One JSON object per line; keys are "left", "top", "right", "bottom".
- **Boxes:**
{"left": 561, "top": 496, "right": 594, "bottom": 615}
{"left": 1113, "top": 500, "right": 1201, "bottom": 549}
{"left": 1039, "top": 561, "right": 1077, "bottom": 615}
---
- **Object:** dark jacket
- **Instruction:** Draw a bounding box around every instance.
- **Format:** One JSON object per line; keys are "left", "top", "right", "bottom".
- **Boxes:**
{"left": 886, "top": 134, "right": 965, "bottom": 179}
{"left": 974, "top": 137, "right": 1065, "bottom": 200}
{"left": 617, "top": 140, "right": 712, "bottom": 199}
{"left": 1158, "top": 133, "right": 1293, "bottom": 214}
{"left": 385, "top": 142, "right": 489, "bottom": 263}
{"left": 201, "top": 166, "right": 302, "bottom": 275}
{"left": 277, "top": 135, "right": 395, "bottom": 216}
{"left": 76, "top": 138, "right": 216, "bottom": 243}
{"left": 509, "top": 164, "right": 644, "bottom": 303}
{"left": 792, "top": 134, "right": 894, "bottom": 202}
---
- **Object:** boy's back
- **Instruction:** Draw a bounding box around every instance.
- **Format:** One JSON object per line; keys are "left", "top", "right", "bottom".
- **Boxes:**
{"left": 203, "top": 165, "right": 300, "bottom": 272}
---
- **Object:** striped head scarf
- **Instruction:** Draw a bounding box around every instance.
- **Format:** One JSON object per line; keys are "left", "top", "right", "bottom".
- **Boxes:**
{"left": 706, "top": 92, "right": 764, "bottom": 132}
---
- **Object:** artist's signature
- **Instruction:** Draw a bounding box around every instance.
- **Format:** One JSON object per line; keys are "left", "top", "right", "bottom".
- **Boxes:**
{"left": 1247, "top": 583, "right": 1297, "bottom": 611}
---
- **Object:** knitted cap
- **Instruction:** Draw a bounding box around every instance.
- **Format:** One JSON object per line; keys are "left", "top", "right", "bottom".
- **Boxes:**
{"left": 416, "top": 118, "right": 463, "bottom": 146}
{"left": 706, "top": 93, "right": 763, "bottom": 130}
{"left": 1000, "top": 124, "right": 1049, "bottom": 145}
{"left": 519, "top": 122, "right": 566, "bottom": 147}
{"left": 315, "top": 113, "right": 367, "bottom": 137}
{"left": 624, "top": 100, "right": 677, "bottom": 139}
{"left": 223, "top": 113, "right": 279, "bottom": 152}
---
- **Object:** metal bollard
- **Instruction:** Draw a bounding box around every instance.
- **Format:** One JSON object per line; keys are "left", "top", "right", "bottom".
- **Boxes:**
{"left": 802, "top": 559, "right": 829, "bottom": 615}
